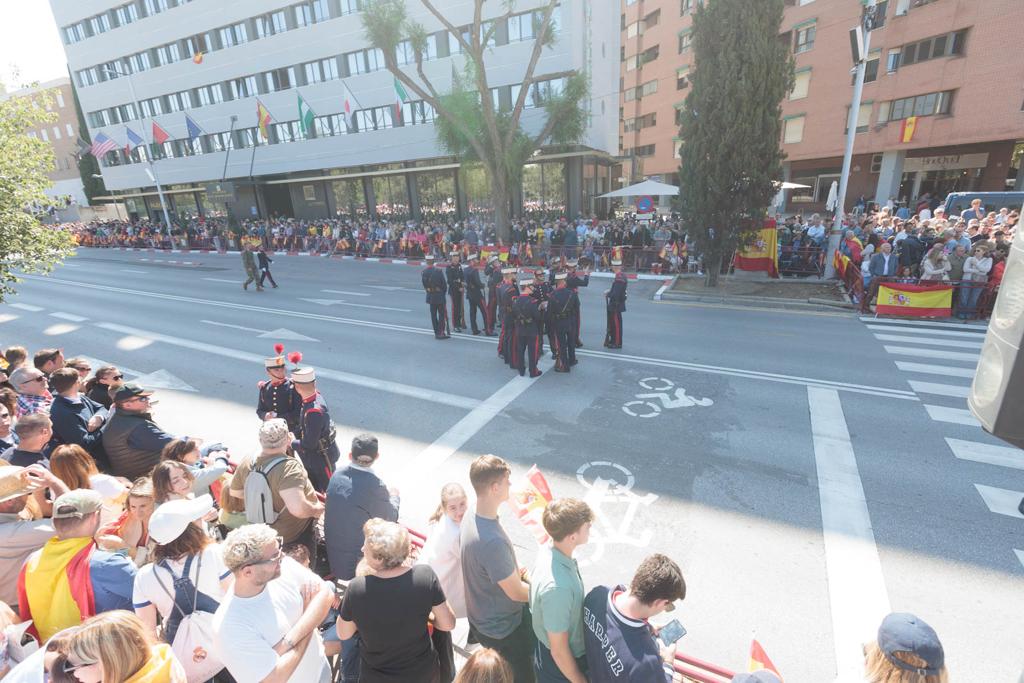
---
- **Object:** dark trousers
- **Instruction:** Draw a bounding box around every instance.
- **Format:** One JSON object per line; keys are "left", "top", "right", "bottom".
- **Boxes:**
{"left": 605, "top": 310, "right": 622, "bottom": 347}
{"left": 430, "top": 303, "right": 449, "bottom": 337}
{"left": 450, "top": 293, "right": 465, "bottom": 330}
{"left": 573, "top": 311, "right": 582, "bottom": 345}
{"left": 468, "top": 296, "right": 486, "bottom": 333}
{"left": 259, "top": 267, "right": 277, "bottom": 287}
{"left": 553, "top": 327, "right": 574, "bottom": 371}
{"left": 534, "top": 640, "right": 587, "bottom": 683}
{"left": 515, "top": 334, "right": 541, "bottom": 376}
{"left": 471, "top": 608, "right": 537, "bottom": 683}
{"left": 487, "top": 292, "right": 499, "bottom": 328}
{"left": 299, "top": 446, "right": 335, "bottom": 494}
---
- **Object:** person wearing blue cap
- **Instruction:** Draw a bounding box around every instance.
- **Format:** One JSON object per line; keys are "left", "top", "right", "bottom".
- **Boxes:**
{"left": 863, "top": 612, "right": 946, "bottom": 682}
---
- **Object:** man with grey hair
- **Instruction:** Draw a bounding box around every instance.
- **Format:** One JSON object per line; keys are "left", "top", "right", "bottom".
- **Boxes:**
{"left": 213, "top": 523, "right": 334, "bottom": 683}
{"left": 8, "top": 366, "right": 52, "bottom": 418}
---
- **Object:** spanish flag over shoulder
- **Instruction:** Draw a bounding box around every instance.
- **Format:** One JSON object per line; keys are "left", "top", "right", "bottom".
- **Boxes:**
{"left": 749, "top": 639, "right": 783, "bottom": 680}
{"left": 18, "top": 537, "right": 96, "bottom": 642}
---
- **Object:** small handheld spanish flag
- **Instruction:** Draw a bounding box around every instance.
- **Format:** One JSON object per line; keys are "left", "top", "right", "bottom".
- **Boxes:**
{"left": 192, "top": 51, "right": 204, "bottom": 65}
{"left": 749, "top": 639, "right": 783, "bottom": 681}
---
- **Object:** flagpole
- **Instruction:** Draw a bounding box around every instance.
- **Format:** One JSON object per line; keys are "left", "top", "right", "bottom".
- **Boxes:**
{"left": 248, "top": 116, "right": 262, "bottom": 222}
{"left": 101, "top": 66, "right": 173, "bottom": 233}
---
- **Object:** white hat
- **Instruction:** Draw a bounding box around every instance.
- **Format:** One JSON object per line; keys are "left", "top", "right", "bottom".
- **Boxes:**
{"left": 501, "top": 267, "right": 517, "bottom": 275}
{"left": 149, "top": 494, "right": 214, "bottom": 545}
{"left": 611, "top": 259, "right": 622, "bottom": 266}
{"left": 291, "top": 367, "right": 316, "bottom": 383}
{"left": 554, "top": 272, "right": 568, "bottom": 281}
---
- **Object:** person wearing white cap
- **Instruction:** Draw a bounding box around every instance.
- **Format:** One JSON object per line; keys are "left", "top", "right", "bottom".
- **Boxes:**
{"left": 290, "top": 368, "right": 339, "bottom": 494}
{"left": 497, "top": 267, "right": 520, "bottom": 366}
{"left": 512, "top": 275, "right": 544, "bottom": 378}
{"left": 604, "top": 260, "right": 627, "bottom": 349}
{"left": 485, "top": 254, "right": 503, "bottom": 333}
{"left": 421, "top": 253, "right": 451, "bottom": 339}
{"left": 465, "top": 253, "right": 495, "bottom": 336}
{"left": 447, "top": 251, "right": 467, "bottom": 332}
{"left": 257, "top": 344, "right": 303, "bottom": 435}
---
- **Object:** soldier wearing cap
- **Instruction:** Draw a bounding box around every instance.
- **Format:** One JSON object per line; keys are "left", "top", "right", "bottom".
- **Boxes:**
{"left": 485, "top": 254, "right": 502, "bottom": 330}
{"left": 464, "top": 253, "right": 495, "bottom": 336}
{"left": 446, "top": 251, "right": 467, "bottom": 332}
{"left": 290, "top": 367, "right": 338, "bottom": 493}
{"left": 421, "top": 254, "right": 450, "bottom": 339}
{"left": 604, "top": 259, "right": 628, "bottom": 349}
{"left": 497, "top": 267, "right": 519, "bottom": 366}
{"left": 512, "top": 275, "right": 544, "bottom": 378}
{"left": 548, "top": 272, "right": 580, "bottom": 372}
{"left": 531, "top": 269, "right": 555, "bottom": 357}
{"left": 565, "top": 258, "right": 590, "bottom": 348}
{"left": 257, "top": 351, "right": 302, "bottom": 434}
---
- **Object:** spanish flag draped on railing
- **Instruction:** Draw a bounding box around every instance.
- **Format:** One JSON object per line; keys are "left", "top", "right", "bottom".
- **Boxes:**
{"left": 876, "top": 282, "right": 953, "bottom": 317}
{"left": 832, "top": 250, "right": 852, "bottom": 279}
{"left": 734, "top": 219, "right": 779, "bottom": 277}
{"left": 480, "top": 246, "right": 511, "bottom": 262}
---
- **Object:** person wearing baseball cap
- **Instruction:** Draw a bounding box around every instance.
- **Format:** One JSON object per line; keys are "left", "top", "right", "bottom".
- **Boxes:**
{"left": 101, "top": 383, "right": 179, "bottom": 480}
{"left": 19, "top": 489, "right": 137, "bottom": 641}
{"left": 289, "top": 369, "right": 339, "bottom": 494}
{"left": 864, "top": 612, "right": 946, "bottom": 682}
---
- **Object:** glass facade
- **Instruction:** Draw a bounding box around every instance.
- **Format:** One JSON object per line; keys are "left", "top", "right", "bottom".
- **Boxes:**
{"left": 372, "top": 174, "right": 410, "bottom": 219}
{"left": 330, "top": 178, "right": 368, "bottom": 219}
{"left": 416, "top": 169, "right": 458, "bottom": 221}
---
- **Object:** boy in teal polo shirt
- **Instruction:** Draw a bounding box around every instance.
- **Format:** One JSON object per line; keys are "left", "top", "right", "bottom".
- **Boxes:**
{"left": 529, "top": 498, "right": 595, "bottom": 683}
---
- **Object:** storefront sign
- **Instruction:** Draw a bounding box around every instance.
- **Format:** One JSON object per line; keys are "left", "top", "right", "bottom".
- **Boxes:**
{"left": 204, "top": 182, "right": 236, "bottom": 203}
{"left": 904, "top": 153, "right": 989, "bottom": 172}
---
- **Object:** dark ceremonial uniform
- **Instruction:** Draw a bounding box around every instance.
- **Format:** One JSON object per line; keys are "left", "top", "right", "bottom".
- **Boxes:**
{"left": 422, "top": 265, "right": 449, "bottom": 338}
{"left": 294, "top": 392, "right": 339, "bottom": 493}
{"left": 465, "top": 266, "right": 491, "bottom": 335}
{"left": 548, "top": 286, "right": 579, "bottom": 372}
{"left": 446, "top": 262, "right": 466, "bottom": 331}
{"left": 256, "top": 378, "right": 302, "bottom": 434}
{"left": 512, "top": 294, "right": 543, "bottom": 377}
{"left": 605, "top": 272, "right": 628, "bottom": 349}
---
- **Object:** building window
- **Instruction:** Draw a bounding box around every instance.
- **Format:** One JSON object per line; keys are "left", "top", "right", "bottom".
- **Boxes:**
{"left": 115, "top": 4, "right": 138, "bottom": 26}
{"left": 228, "top": 76, "right": 259, "bottom": 100}
{"left": 396, "top": 40, "right": 417, "bottom": 65}
{"left": 853, "top": 54, "right": 879, "bottom": 84}
{"left": 273, "top": 120, "right": 303, "bottom": 143}
{"left": 345, "top": 48, "right": 384, "bottom": 75}
{"left": 52, "top": 126, "right": 62, "bottom": 140}
{"left": 886, "top": 90, "right": 953, "bottom": 121}
{"left": 219, "top": 22, "right": 248, "bottom": 48}
{"left": 783, "top": 115, "right": 805, "bottom": 144}
{"left": 844, "top": 102, "right": 873, "bottom": 134}
{"left": 899, "top": 29, "right": 967, "bottom": 67}
{"left": 40, "top": 129, "right": 49, "bottom": 142}
{"left": 794, "top": 24, "right": 815, "bottom": 53}
{"left": 623, "top": 144, "right": 655, "bottom": 157}
{"left": 403, "top": 101, "right": 436, "bottom": 125}
{"left": 508, "top": 12, "right": 537, "bottom": 42}
{"left": 129, "top": 52, "right": 152, "bottom": 73}
{"left": 197, "top": 85, "right": 224, "bottom": 106}
{"left": 294, "top": 3, "right": 313, "bottom": 27}
{"left": 311, "top": 0, "right": 329, "bottom": 22}
{"left": 144, "top": 0, "right": 170, "bottom": 16}
{"left": 185, "top": 34, "right": 209, "bottom": 58}
{"left": 304, "top": 58, "right": 339, "bottom": 84}
{"left": 257, "top": 10, "right": 287, "bottom": 36}
{"left": 264, "top": 66, "right": 296, "bottom": 92}
{"left": 678, "top": 30, "right": 692, "bottom": 53}
{"left": 680, "top": 0, "right": 694, "bottom": 15}
{"left": 156, "top": 42, "right": 181, "bottom": 65}
{"left": 624, "top": 113, "right": 657, "bottom": 132}
{"left": 65, "top": 123, "right": 74, "bottom": 137}
{"left": 790, "top": 69, "right": 811, "bottom": 99}
{"left": 77, "top": 68, "right": 96, "bottom": 87}
{"left": 341, "top": 0, "right": 363, "bottom": 14}
{"left": 64, "top": 23, "right": 86, "bottom": 44}
{"left": 357, "top": 106, "right": 396, "bottom": 131}
{"left": 676, "top": 66, "right": 690, "bottom": 90}
{"left": 886, "top": 48, "right": 900, "bottom": 73}
{"left": 90, "top": 14, "right": 111, "bottom": 35}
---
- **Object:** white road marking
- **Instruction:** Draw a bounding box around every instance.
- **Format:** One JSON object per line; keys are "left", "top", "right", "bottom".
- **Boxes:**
{"left": 0, "top": 314, "right": 18, "bottom": 324}
{"left": 321, "top": 289, "right": 371, "bottom": 297}
{"left": 129, "top": 369, "right": 197, "bottom": 392}
{"left": 201, "top": 320, "right": 262, "bottom": 334}
{"left": 873, "top": 333, "right": 983, "bottom": 349}
{"left": 1015, "top": 549, "right": 1024, "bottom": 571}
{"left": 894, "top": 361, "right": 976, "bottom": 378}
{"left": 121, "top": 269, "right": 147, "bottom": 274}
{"left": 907, "top": 380, "right": 971, "bottom": 398}
{"left": 202, "top": 278, "right": 240, "bottom": 284}
{"left": 9, "top": 303, "right": 43, "bottom": 312}
{"left": 200, "top": 320, "right": 321, "bottom": 342}
{"left": 43, "top": 323, "right": 79, "bottom": 336}
{"left": 924, "top": 404, "right": 981, "bottom": 426}
{"left": 861, "top": 316, "right": 988, "bottom": 331}
{"left": 363, "top": 285, "right": 421, "bottom": 292}
{"left": 884, "top": 345, "right": 980, "bottom": 362}
{"left": 866, "top": 324, "right": 985, "bottom": 339}
{"left": 946, "top": 438, "right": 1024, "bottom": 470}
{"left": 299, "top": 298, "right": 411, "bottom": 312}
{"left": 974, "top": 484, "right": 1024, "bottom": 519}
{"left": 50, "top": 312, "right": 88, "bottom": 322}
{"left": 94, "top": 322, "right": 479, "bottom": 410}
{"left": 807, "top": 386, "right": 890, "bottom": 681}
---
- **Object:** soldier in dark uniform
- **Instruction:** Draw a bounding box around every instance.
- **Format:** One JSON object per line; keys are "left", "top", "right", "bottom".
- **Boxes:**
{"left": 290, "top": 366, "right": 339, "bottom": 493}
{"left": 512, "top": 274, "right": 544, "bottom": 378}
{"left": 549, "top": 272, "right": 579, "bottom": 372}
{"left": 485, "top": 255, "right": 502, "bottom": 330}
{"left": 446, "top": 252, "right": 466, "bottom": 332}
{"left": 605, "top": 259, "right": 628, "bottom": 349}
{"left": 497, "top": 267, "right": 518, "bottom": 366}
{"left": 565, "top": 258, "right": 590, "bottom": 347}
{"left": 464, "top": 253, "right": 494, "bottom": 336}
{"left": 256, "top": 347, "right": 302, "bottom": 434}
{"left": 421, "top": 254, "right": 450, "bottom": 339}
{"left": 531, "top": 269, "right": 555, "bottom": 358}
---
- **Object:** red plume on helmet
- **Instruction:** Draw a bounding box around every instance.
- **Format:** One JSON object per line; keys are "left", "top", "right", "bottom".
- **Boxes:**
{"left": 274, "top": 343, "right": 285, "bottom": 354}
{"left": 287, "top": 351, "right": 303, "bottom": 365}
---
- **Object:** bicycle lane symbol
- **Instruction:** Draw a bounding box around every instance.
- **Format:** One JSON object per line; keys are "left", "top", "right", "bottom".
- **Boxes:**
{"left": 575, "top": 461, "right": 658, "bottom": 567}
{"left": 621, "top": 377, "right": 713, "bottom": 418}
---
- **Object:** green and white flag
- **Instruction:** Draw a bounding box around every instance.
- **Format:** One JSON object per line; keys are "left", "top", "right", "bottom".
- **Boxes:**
{"left": 297, "top": 92, "right": 315, "bottom": 136}
{"left": 393, "top": 77, "right": 409, "bottom": 123}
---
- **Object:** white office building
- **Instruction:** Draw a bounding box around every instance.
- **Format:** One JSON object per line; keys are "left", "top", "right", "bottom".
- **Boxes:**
{"left": 53, "top": 0, "right": 620, "bottom": 223}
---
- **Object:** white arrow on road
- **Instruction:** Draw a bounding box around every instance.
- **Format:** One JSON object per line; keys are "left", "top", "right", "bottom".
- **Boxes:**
{"left": 200, "top": 320, "right": 320, "bottom": 342}
{"left": 300, "top": 298, "right": 411, "bottom": 312}
{"left": 363, "top": 285, "right": 421, "bottom": 292}
{"left": 75, "top": 357, "right": 196, "bottom": 392}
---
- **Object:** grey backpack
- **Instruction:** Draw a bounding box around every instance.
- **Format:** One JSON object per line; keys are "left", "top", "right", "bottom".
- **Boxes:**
{"left": 243, "top": 456, "right": 287, "bottom": 524}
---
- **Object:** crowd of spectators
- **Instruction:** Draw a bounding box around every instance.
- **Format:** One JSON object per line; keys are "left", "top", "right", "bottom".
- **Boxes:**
{"left": 0, "top": 338, "right": 956, "bottom": 682}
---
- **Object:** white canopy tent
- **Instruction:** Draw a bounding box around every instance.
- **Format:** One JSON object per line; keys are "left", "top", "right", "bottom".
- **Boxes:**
{"left": 599, "top": 179, "right": 680, "bottom": 198}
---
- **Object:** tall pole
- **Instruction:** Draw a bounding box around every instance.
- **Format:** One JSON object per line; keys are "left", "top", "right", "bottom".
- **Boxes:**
{"left": 103, "top": 66, "right": 174, "bottom": 233}
{"left": 221, "top": 115, "right": 237, "bottom": 181}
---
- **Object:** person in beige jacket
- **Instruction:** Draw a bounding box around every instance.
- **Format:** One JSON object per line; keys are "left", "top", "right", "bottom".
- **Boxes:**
{"left": 959, "top": 244, "right": 993, "bottom": 319}
{"left": 920, "top": 243, "right": 951, "bottom": 281}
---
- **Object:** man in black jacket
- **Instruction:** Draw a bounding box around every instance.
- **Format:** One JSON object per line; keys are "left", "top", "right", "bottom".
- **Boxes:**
{"left": 101, "top": 383, "right": 175, "bottom": 479}
{"left": 446, "top": 252, "right": 467, "bottom": 332}
{"left": 898, "top": 228, "right": 926, "bottom": 277}
{"left": 465, "top": 253, "right": 492, "bottom": 336}
{"left": 421, "top": 254, "right": 449, "bottom": 339}
{"left": 48, "top": 368, "right": 107, "bottom": 467}
{"left": 513, "top": 275, "right": 544, "bottom": 378}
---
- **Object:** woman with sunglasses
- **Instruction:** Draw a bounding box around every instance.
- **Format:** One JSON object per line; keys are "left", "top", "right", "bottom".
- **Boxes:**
{"left": 84, "top": 367, "right": 123, "bottom": 410}
{"left": 60, "top": 610, "right": 186, "bottom": 683}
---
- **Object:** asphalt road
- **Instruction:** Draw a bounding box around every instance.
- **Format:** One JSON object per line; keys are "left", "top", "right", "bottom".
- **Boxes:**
{"left": 3, "top": 248, "right": 1022, "bottom": 681}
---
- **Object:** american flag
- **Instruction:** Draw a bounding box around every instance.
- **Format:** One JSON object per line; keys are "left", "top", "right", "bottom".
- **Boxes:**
{"left": 90, "top": 132, "right": 117, "bottom": 157}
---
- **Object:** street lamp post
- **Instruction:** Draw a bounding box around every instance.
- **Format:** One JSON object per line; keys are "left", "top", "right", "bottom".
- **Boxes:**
{"left": 99, "top": 66, "right": 173, "bottom": 233}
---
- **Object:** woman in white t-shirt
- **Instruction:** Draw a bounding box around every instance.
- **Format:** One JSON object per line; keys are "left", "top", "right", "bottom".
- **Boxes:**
{"left": 132, "top": 494, "right": 233, "bottom": 641}
{"left": 418, "top": 483, "right": 468, "bottom": 618}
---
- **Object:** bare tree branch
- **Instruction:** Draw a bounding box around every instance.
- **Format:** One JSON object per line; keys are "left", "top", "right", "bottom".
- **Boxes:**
{"left": 505, "top": 0, "right": 559, "bottom": 149}
{"left": 419, "top": 0, "right": 473, "bottom": 55}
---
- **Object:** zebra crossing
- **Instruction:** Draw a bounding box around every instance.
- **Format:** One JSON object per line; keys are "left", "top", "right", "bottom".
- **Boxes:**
{"left": 862, "top": 316, "right": 1024, "bottom": 569}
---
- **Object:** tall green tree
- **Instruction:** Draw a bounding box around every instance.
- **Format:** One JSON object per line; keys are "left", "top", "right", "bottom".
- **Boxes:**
{"left": 0, "top": 88, "right": 76, "bottom": 301}
{"left": 70, "top": 79, "right": 107, "bottom": 205}
{"left": 361, "top": 0, "right": 588, "bottom": 241}
{"left": 676, "top": 0, "right": 793, "bottom": 286}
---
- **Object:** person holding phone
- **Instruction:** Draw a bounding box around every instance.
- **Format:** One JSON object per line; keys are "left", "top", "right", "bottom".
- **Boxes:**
{"left": 582, "top": 554, "right": 686, "bottom": 683}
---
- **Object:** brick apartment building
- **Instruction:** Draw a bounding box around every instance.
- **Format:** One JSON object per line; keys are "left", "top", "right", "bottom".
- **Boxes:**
{"left": 619, "top": 0, "right": 1024, "bottom": 214}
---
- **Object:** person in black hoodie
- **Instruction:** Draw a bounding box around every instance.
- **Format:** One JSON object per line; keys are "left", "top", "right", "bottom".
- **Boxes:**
{"left": 48, "top": 368, "right": 108, "bottom": 469}
{"left": 898, "top": 228, "right": 926, "bottom": 277}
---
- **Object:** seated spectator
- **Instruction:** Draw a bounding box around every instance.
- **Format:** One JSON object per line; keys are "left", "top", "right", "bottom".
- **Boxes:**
{"left": 213, "top": 523, "right": 334, "bottom": 683}
{"left": 229, "top": 419, "right": 323, "bottom": 554}
{"left": 462, "top": 455, "right": 536, "bottom": 683}
{"left": 98, "top": 477, "right": 155, "bottom": 565}
{"left": 61, "top": 610, "right": 186, "bottom": 683}
{"left": 3, "top": 414, "right": 53, "bottom": 468}
{"left": 530, "top": 498, "right": 594, "bottom": 683}
{"left": 863, "top": 612, "right": 946, "bottom": 683}
{"left": 418, "top": 483, "right": 469, "bottom": 620}
{"left": 0, "top": 400, "right": 15, "bottom": 452}
{"left": 160, "top": 437, "right": 230, "bottom": 497}
{"left": 47, "top": 368, "right": 107, "bottom": 465}
{"left": 32, "top": 348, "right": 64, "bottom": 392}
{"left": 18, "top": 489, "right": 137, "bottom": 641}
{"left": 4, "top": 346, "right": 28, "bottom": 372}
{"left": 0, "top": 465, "right": 68, "bottom": 610}
{"left": 454, "top": 648, "right": 515, "bottom": 683}
{"left": 337, "top": 519, "right": 456, "bottom": 683}
{"left": 152, "top": 460, "right": 197, "bottom": 505}
{"left": 63, "top": 357, "right": 92, "bottom": 388}
{"left": 49, "top": 444, "right": 128, "bottom": 524}
{"left": 325, "top": 433, "right": 400, "bottom": 580}
{"left": 83, "top": 365, "right": 122, "bottom": 409}
{"left": 102, "top": 384, "right": 175, "bottom": 480}
{"left": 9, "top": 367, "right": 52, "bottom": 418}
{"left": 582, "top": 553, "right": 686, "bottom": 683}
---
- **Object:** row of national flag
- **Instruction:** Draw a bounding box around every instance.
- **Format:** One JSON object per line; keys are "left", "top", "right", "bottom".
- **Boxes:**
{"left": 83, "top": 78, "right": 411, "bottom": 158}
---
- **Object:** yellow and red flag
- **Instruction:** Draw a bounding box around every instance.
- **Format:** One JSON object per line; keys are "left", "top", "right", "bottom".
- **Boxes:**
{"left": 876, "top": 282, "right": 953, "bottom": 317}
{"left": 256, "top": 100, "right": 273, "bottom": 141}
{"left": 508, "top": 465, "right": 554, "bottom": 546}
{"left": 192, "top": 51, "right": 204, "bottom": 65}
{"left": 749, "top": 639, "right": 783, "bottom": 680}
{"left": 734, "top": 219, "right": 779, "bottom": 277}
{"left": 900, "top": 116, "right": 918, "bottom": 143}
{"left": 611, "top": 246, "right": 624, "bottom": 262}
{"left": 18, "top": 537, "right": 96, "bottom": 641}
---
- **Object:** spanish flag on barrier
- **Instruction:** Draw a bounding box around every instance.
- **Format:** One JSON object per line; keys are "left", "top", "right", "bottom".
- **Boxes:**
{"left": 832, "top": 250, "right": 852, "bottom": 279}
{"left": 900, "top": 116, "right": 918, "bottom": 143}
{"left": 734, "top": 219, "right": 779, "bottom": 277}
{"left": 749, "top": 639, "right": 783, "bottom": 680}
{"left": 18, "top": 537, "right": 96, "bottom": 641}
{"left": 509, "top": 465, "right": 553, "bottom": 546}
{"left": 876, "top": 282, "right": 953, "bottom": 317}
{"left": 481, "top": 246, "right": 510, "bottom": 262}
{"left": 611, "top": 246, "right": 624, "bottom": 262}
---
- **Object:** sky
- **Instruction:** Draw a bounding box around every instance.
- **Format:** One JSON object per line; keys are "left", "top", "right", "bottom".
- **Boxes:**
{"left": 0, "top": 3, "right": 69, "bottom": 91}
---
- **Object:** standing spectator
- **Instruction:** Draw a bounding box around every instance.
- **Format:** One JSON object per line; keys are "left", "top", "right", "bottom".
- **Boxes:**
{"left": 960, "top": 197, "right": 985, "bottom": 223}
{"left": 18, "top": 489, "right": 137, "bottom": 641}
{"left": 454, "top": 648, "right": 514, "bottom": 683}
{"left": 325, "top": 434, "right": 400, "bottom": 580}
{"left": 530, "top": 499, "right": 594, "bottom": 683}
{"left": 102, "top": 384, "right": 176, "bottom": 480}
{"left": 898, "top": 229, "right": 926, "bottom": 278}
{"left": 861, "top": 243, "right": 900, "bottom": 313}
{"left": 948, "top": 244, "right": 967, "bottom": 282}
{"left": 863, "top": 613, "right": 946, "bottom": 683}
{"left": 805, "top": 214, "right": 826, "bottom": 247}
{"left": 9, "top": 367, "right": 52, "bottom": 418}
{"left": 0, "top": 464, "right": 68, "bottom": 609}
{"left": 920, "top": 243, "right": 951, "bottom": 281}
{"left": 47, "top": 368, "right": 107, "bottom": 465}
{"left": 419, "top": 483, "right": 469, "bottom": 620}
{"left": 461, "top": 455, "right": 536, "bottom": 683}
{"left": 213, "top": 523, "right": 334, "bottom": 683}
{"left": 2, "top": 414, "right": 52, "bottom": 468}
{"left": 61, "top": 610, "right": 186, "bottom": 683}
{"left": 582, "top": 554, "right": 686, "bottom": 683}
{"left": 959, "top": 244, "right": 993, "bottom": 319}
{"left": 84, "top": 365, "right": 123, "bottom": 409}
{"left": 337, "top": 519, "right": 456, "bottom": 682}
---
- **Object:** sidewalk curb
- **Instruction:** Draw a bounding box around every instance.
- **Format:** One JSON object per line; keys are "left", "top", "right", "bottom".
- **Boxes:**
{"left": 660, "top": 290, "right": 855, "bottom": 313}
